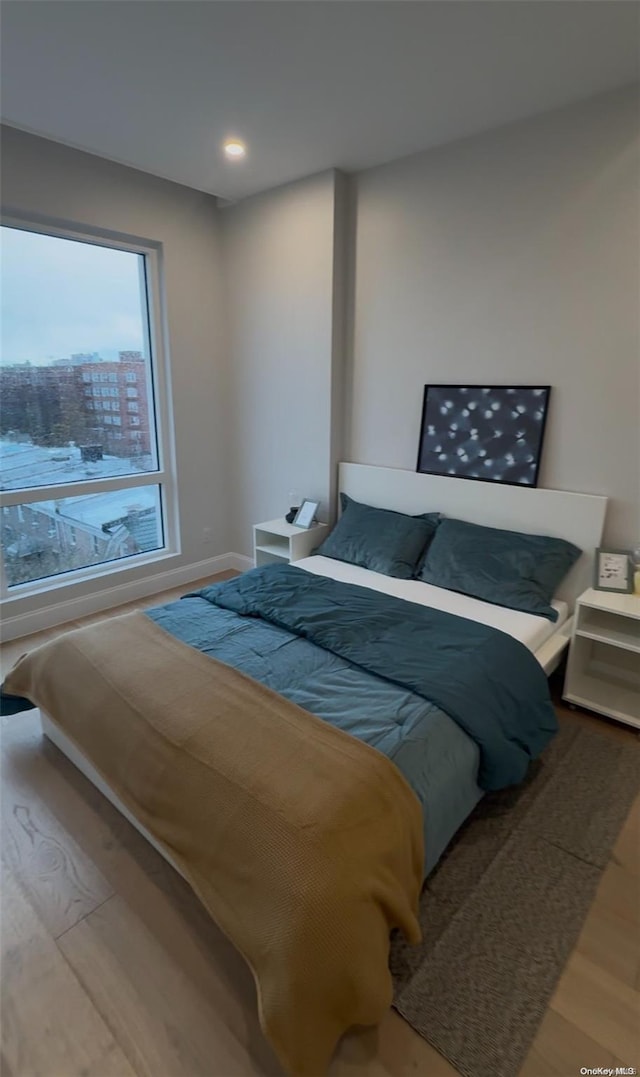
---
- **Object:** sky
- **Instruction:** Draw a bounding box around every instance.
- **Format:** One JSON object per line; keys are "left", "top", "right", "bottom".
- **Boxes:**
{"left": 1, "top": 226, "right": 146, "bottom": 366}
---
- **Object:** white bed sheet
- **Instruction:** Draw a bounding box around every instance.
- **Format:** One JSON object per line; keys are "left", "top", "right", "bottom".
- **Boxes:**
{"left": 295, "top": 555, "right": 567, "bottom": 654}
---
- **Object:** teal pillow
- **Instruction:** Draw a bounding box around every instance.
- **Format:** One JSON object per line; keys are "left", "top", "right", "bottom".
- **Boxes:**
{"left": 315, "top": 494, "right": 440, "bottom": 579}
{"left": 417, "top": 517, "right": 580, "bottom": 620}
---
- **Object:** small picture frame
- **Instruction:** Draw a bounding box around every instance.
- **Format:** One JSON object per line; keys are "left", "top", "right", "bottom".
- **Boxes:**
{"left": 594, "top": 548, "right": 633, "bottom": 593}
{"left": 293, "top": 499, "right": 319, "bottom": 530}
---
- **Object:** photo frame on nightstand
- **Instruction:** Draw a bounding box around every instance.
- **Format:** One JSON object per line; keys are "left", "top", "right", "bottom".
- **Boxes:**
{"left": 593, "top": 548, "right": 633, "bottom": 593}
{"left": 292, "top": 500, "right": 319, "bottom": 530}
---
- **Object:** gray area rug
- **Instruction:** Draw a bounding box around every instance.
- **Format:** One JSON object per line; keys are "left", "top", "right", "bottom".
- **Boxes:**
{"left": 390, "top": 714, "right": 640, "bottom": 1077}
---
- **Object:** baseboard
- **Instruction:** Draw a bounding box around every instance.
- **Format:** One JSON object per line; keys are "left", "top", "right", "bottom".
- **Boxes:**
{"left": 232, "top": 553, "right": 254, "bottom": 573}
{"left": 1, "top": 552, "right": 252, "bottom": 642}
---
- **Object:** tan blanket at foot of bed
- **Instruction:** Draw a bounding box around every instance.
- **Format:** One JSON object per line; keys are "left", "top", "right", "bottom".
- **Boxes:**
{"left": 5, "top": 611, "right": 424, "bottom": 1076}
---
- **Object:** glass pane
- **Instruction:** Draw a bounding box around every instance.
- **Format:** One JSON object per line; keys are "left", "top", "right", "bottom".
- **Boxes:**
{"left": 2, "top": 485, "right": 164, "bottom": 588}
{"left": 0, "top": 227, "right": 158, "bottom": 491}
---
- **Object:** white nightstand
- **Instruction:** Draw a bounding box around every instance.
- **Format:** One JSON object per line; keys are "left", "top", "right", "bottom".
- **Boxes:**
{"left": 563, "top": 588, "right": 640, "bottom": 729}
{"left": 253, "top": 518, "right": 329, "bottom": 568}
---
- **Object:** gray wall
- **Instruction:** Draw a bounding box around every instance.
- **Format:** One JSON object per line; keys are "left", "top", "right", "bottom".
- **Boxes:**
{"left": 1, "top": 126, "right": 229, "bottom": 616}
{"left": 347, "top": 87, "right": 639, "bottom": 547}
{"left": 220, "top": 170, "right": 347, "bottom": 555}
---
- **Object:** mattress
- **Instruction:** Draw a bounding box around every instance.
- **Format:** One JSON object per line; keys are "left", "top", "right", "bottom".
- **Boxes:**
{"left": 295, "top": 555, "right": 568, "bottom": 654}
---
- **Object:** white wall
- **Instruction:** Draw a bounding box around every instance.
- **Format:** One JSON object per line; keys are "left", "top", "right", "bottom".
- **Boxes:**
{"left": 1, "top": 126, "right": 230, "bottom": 624}
{"left": 347, "top": 86, "right": 639, "bottom": 547}
{"left": 220, "top": 170, "right": 347, "bottom": 556}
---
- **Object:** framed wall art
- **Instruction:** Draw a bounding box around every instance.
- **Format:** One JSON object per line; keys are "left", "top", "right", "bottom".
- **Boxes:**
{"left": 416, "top": 384, "right": 551, "bottom": 487}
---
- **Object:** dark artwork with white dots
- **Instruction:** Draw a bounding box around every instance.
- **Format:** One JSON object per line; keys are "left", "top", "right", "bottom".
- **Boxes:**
{"left": 417, "top": 385, "right": 551, "bottom": 487}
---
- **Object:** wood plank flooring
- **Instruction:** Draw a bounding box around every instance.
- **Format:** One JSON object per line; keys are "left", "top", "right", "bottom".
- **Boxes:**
{"left": 1, "top": 573, "right": 639, "bottom": 1076}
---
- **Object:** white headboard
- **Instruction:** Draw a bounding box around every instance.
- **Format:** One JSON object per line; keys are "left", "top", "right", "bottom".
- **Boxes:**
{"left": 339, "top": 463, "right": 607, "bottom": 611}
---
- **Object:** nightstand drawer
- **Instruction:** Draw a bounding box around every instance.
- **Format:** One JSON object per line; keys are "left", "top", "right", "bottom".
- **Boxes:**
{"left": 575, "top": 606, "right": 640, "bottom": 652}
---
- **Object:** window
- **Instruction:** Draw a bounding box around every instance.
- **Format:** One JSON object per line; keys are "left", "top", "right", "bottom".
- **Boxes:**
{"left": 130, "top": 416, "right": 140, "bottom": 426}
{"left": 127, "top": 402, "right": 139, "bottom": 413}
{"left": 0, "top": 222, "right": 175, "bottom": 592}
{"left": 126, "top": 387, "right": 138, "bottom": 399}
{"left": 126, "top": 372, "right": 137, "bottom": 383}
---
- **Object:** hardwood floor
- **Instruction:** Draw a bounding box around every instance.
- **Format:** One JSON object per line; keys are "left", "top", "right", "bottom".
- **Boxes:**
{"left": 1, "top": 575, "right": 638, "bottom": 1077}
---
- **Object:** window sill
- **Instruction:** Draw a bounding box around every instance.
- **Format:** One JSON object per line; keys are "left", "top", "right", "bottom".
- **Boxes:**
{"left": 1, "top": 547, "right": 180, "bottom": 608}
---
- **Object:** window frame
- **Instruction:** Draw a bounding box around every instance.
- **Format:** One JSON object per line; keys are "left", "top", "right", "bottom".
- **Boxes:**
{"left": 0, "top": 216, "right": 180, "bottom": 599}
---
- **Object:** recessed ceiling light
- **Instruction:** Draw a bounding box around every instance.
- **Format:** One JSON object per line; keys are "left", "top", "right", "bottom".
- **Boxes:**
{"left": 224, "top": 140, "right": 246, "bottom": 160}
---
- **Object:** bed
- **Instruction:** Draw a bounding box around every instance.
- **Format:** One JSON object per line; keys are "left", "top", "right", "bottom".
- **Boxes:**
{"left": 4, "top": 463, "right": 607, "bottom": 1076}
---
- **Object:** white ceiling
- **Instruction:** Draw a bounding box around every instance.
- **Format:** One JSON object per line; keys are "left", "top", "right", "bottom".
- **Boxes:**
{"left": 1, "top": 1, "right": 638, "bottom": 202}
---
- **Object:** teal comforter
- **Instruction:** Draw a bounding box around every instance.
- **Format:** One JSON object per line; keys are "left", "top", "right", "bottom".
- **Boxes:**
{"left": 197, "top": 563, "right": 557, "bottom": 792}
{"left": 143, "top": 561, "right": 557, "bottom": 873}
